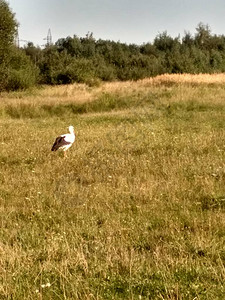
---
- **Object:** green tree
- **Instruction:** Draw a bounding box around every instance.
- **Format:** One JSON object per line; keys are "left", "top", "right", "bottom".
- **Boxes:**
{"left": 182, "top": 31, "right": 194, "bottom": 47}
{"left": 0, "top": 0, "right": 18, "bottom": 90}
{"left": 5, "top": 47, "right": 39, "bottom": 90}
{"left": 194, "top": 23, "right": 211, "bottom": 50}
{"left": 80, "top": 32, "right": 96, "bottom": 58}
{"left": 154, "top": 31, "right": 177, "bottom": 52}
{"left": 56, "top": 35, "right": 82, "bottom": 57}
{"left": 0, "top": 0, "right": 17, "bottom": 50}
{"left": 24, "top": 42, "right": 42, "bottom": 66}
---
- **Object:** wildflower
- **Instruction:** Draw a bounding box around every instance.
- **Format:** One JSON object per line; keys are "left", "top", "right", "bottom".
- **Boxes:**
{"left": 40, "top": 282, "right": 51, "bottom": 288}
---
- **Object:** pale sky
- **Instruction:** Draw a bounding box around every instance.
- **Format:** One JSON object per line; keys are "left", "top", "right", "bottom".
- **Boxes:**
{"left": 8, "top": 0, "right": 225, "bottom": 47}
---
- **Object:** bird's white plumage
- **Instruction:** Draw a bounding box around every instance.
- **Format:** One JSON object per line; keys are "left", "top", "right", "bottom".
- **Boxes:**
{"left": 61, "top": 126, "right": 75, "bottom": 144}
{"left": 51, "top": 125, "right": 75, "bottom": 154}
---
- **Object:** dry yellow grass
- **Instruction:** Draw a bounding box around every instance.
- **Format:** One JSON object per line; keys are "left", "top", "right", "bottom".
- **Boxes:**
{"left": 1, "top": 73, "right": 225, "bottom": 109}
{"left": 0, "top": 74, "right": 224, "bottom": 299}
{"left": 144, "top": 73, "right": 225, "bottom": 84}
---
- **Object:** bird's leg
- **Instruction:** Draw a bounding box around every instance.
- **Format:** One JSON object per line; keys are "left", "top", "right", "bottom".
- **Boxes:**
{"left": 63, "top": 151, "right": 67, "bottom": 158}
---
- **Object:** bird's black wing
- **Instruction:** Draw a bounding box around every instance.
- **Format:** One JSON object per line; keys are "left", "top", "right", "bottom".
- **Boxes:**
{"left": 51, "top": 136, "right": 71, "bottom": 151}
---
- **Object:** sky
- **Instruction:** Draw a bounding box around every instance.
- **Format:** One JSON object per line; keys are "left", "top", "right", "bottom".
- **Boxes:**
{"left": 8, "top": 0, "right": 225, "bottom": 47}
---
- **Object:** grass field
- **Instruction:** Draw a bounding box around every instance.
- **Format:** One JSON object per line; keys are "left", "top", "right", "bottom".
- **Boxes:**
{"left": 0, "top": 74, "right": 225, "bottom": 299}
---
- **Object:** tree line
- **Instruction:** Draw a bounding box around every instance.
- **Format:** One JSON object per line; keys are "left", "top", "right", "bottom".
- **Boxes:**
{"left": 1, "top": 0, "right": 225, "bottom": 91}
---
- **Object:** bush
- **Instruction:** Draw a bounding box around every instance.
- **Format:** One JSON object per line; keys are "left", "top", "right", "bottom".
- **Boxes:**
{"left": 5, "top": 48, "right": 38, "bottom": 91}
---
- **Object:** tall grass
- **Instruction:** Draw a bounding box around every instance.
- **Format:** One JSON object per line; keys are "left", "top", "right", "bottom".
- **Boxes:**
{"left": 0, "top": 75, "right": 225, "bottom": 299}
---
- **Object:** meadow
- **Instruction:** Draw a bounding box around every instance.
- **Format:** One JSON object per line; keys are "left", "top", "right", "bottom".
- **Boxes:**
{"left": 0, "top": 74, "right": 225, "bottom": 299}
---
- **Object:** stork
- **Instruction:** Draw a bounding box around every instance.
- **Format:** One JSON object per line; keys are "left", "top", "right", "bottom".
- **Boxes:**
{"left": 51, "top": 125, "right": 75, "bottom": 157}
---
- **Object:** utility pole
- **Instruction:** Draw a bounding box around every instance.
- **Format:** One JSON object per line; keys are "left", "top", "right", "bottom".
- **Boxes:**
{"left": 14, "top": 32, "right": 20, "bottom": 47}
{"left": 44, "top": 29, "right": 52, "bottom": 47}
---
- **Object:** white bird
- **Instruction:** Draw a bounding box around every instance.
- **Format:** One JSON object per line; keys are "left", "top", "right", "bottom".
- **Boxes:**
{"left": 51, "top": 125, "right": 75, "bottom": 156}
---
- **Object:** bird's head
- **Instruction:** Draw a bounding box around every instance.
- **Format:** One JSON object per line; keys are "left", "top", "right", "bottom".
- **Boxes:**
{"left": 68, "top": 125, "right": 74, "bottom": 133}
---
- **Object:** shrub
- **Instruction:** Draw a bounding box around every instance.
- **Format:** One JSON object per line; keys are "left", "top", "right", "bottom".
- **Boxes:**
{"left": 5, "top": 48, "right": 38, "bottom": 91}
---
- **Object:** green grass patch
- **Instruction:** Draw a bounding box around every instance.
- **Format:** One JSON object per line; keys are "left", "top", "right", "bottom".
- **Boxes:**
{"left": 0, "top": 82, "right": 225, "bottom": 299}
